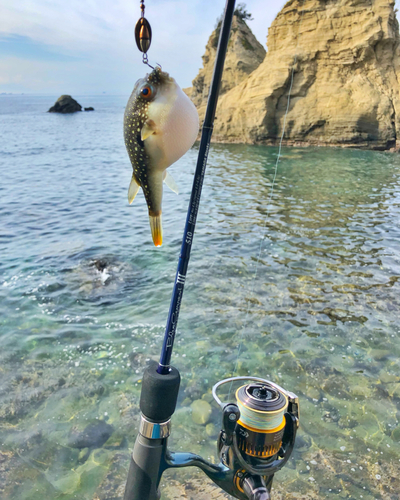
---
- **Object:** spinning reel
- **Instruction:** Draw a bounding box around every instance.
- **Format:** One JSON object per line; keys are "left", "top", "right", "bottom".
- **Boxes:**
{"left": 211, "top": 377, "right": 299, "bottom": 499}
{"left": 123, "top": 367, "right": 299, "bottom": 500}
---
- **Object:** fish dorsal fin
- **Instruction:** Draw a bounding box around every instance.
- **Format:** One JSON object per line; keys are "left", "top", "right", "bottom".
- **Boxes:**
{"left": 141, "top": 119, "right": 157, "bottom": 141}
{"left": 163, "top": 171, "right": 179, "bottom": 195}
{"left": 128, "top": 175, "right": 141, "bottom": 204}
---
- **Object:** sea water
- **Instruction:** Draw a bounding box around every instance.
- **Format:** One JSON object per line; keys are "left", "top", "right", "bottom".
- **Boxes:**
{"left": 1, "top": 95, "right": 400, "bottom": 499}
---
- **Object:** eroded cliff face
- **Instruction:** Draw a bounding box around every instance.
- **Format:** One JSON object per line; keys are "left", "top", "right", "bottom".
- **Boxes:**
{"left": 185, "top": 15, "right": 266, "bottom": 120}
{"left": 207, "top": 0, "right": 400, "bottom": 149}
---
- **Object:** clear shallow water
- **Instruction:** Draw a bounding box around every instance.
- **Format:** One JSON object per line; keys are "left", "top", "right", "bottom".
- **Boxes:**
{"left": 1, "top": 95, "right": 400, "bottom": 499}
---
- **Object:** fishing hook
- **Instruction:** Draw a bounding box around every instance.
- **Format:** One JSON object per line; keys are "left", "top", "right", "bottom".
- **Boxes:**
{"left": 142, "top": 53, "right": 154, "bottom": 69}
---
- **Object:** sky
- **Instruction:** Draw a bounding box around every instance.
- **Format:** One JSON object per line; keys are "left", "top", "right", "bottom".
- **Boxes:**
{"left": 1, "top": 0, "right": 400, "bottom": 95}
{"left": 0, "top": 0, "right": 286, "bottom": 95}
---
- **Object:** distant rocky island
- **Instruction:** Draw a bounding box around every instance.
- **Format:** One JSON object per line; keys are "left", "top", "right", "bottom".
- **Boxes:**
{"left": 186, "top": 0, "right": 400, "bottom": 150}
{"left": 48, "top": 95, "right": 94, "bottom": 113}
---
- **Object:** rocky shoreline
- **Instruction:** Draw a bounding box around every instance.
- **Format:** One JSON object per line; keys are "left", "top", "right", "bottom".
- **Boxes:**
{"left": 209, "top": 136, "right": 400, "bottom": 152}
{"left": 187, "top": 0, "right": 400, "bottom": 151}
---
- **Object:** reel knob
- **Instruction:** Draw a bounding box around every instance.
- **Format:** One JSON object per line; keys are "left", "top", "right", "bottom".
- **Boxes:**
{"left": 221, "top": 404, "right": 240, "bottom": 446}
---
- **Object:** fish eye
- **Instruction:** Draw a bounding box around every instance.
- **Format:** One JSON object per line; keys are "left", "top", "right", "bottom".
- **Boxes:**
{"left": 140, "top": 85, "right": 153, "bottom": 99}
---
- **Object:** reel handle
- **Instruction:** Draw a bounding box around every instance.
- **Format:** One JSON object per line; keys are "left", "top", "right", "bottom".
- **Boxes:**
{"left": 222, "top": 404, "right": 241, "bottom": 445}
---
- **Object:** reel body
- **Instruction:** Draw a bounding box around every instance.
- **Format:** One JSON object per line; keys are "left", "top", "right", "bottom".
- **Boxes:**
{"left": 212, "top": 377, "right": 299, "bottom": 499}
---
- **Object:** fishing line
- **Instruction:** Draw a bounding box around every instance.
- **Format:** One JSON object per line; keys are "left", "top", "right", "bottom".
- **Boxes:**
{"left": 229, "top": 0, "right": 306, "bottom": 394}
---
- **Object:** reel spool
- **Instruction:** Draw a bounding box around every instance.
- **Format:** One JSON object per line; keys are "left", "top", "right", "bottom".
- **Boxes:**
{"left": 212, "top": 375, "right": 299, "bottom": 496}
{"left": 235, "top": 383, "right": 288, "bottom": 460}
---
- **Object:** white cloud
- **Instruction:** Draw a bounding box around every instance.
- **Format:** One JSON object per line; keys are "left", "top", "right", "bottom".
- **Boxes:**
{"left": 1, "top": 0, "right": 398, "bottom": 94}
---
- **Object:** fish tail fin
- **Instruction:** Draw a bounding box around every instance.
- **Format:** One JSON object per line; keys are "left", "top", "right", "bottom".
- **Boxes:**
{"left": 149, "top": 214, "right": 163, "bottom": 247}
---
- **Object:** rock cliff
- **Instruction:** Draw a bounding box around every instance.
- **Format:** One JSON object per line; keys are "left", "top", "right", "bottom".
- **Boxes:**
{"left": 196, "top": 0, "right": 400, "bottom": 150}
{"left": 185, "top": 14, "right": 266, "bottom": 119}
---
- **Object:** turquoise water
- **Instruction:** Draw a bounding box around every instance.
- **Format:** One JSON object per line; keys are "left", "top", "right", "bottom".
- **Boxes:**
{"left": 1, "top": 95, "right": 400, "bottom": 499}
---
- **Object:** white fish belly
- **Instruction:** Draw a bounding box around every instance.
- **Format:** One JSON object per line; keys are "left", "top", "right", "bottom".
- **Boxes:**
{"left": 147, "top": 82, "right": 199, "bottom": 171}
{"left": 161, "top": 86, "right": 199, "bottom": 167}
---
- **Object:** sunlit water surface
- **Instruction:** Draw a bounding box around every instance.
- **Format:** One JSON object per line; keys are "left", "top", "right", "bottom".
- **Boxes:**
{"left": 1, "top": 95, "right": 400, "bottom": 499}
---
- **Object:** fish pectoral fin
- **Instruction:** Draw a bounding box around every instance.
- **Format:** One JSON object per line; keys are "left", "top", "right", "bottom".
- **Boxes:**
{"left": 128, "top": 175, "right": 141, "bottom": 204}
{"left": 163, "top": 171, "right": 179, "bottom": 195}
{"left": 141, "top": 119, "right": 157, "bottom": 141}
{"left": 149, "top": 214, "right": 163, "bottom": 247}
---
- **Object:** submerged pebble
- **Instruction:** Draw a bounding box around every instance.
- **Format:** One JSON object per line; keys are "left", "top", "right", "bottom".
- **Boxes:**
{"left": 190, "top": 400, "right": 212, "bottom": 425}
{"left": 205, "top": 423, "right": 218, "bottom": 437}
{"left": 68, "top": 421, "right": 114, "bottom": 449}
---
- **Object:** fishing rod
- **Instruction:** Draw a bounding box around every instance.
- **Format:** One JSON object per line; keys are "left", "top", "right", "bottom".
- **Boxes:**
{"left": 123, "top": 1, "right": 299, "bottom": 499}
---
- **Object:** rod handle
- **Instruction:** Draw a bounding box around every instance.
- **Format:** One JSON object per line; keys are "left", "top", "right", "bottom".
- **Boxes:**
{"left": 141, "top": 361, "right": 180, "bottom": 422}
{"left": 123, "top": 434, "right": 164, "bottom": 500}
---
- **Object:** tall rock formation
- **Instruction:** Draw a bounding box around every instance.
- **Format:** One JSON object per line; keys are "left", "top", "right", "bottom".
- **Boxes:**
{"left": 205, "top": 0, "right": 400, "bottom": 150}
{"left": 186, "top": 14, "right": 266, "bottom": 119}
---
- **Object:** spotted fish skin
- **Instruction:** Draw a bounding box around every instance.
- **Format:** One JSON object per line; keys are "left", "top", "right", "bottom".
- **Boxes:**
{"left": 124, "top": 67, "right": 199, "bottom": 247}
{"left": 124, "top": 70, "right": 163, "bottom": 218}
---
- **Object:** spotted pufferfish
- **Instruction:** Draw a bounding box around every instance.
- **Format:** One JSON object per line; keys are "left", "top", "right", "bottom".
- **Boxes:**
{"left": 124, "top": 67, "right": 199, "bottom": 246}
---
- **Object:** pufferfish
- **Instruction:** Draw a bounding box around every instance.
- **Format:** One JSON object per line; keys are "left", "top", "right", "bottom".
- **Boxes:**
{"left": 124, "top": 67, "right": 199, "bottom": 246}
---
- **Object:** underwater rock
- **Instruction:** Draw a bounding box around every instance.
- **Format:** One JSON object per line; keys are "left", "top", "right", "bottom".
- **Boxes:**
{"left": 205, "top": 423, "right": 217, "bottom": 438}
{"left": 194, "top": 0, "right": 400, "bottom": 151}
{"left": 93, "top": 452, "right": 128, "bottom": 500}
{"left": 68, "top": 421, "right": 114, "bottom": 449}
{"left": 391, "top": 426, "right": 400, "bottom": 441}
{"left": 48, "top": 95, "right": 82, "bottom": 113}
{"left": 0, "top": 451, "right": 22, "bottom": 497}
{"left": 162, "top": 477, "right": 320, "bottom": 499}
{"left": 162, "top": 478, "right": 232, "bottom": 499}
{"left": 91, "top": 259, "right": 108, "bottom": 273}
{"left": 183, "top": 380, "right": 204, "bottom": 400}
{"left": 67, "top": 256, "right": 134, "bottom": 296}
{"left": 78, "top": 447, "right": 90, "bottom": 462}
{"left": 190, "top": 399, "right": 212, "bottom": 425}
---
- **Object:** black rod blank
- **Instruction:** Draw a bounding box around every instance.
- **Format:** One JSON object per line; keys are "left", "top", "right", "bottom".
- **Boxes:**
{"left": 158, "top": 0, "right": 236, "bottom": 374}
